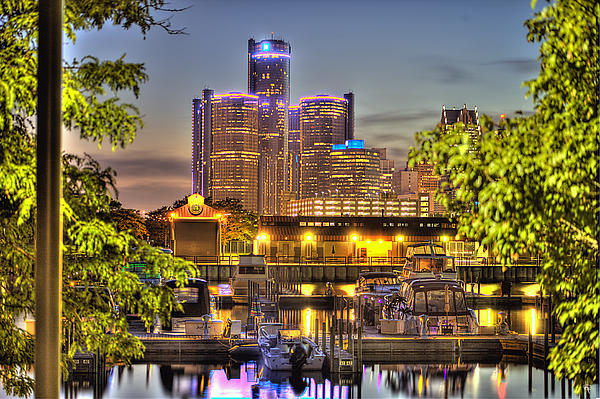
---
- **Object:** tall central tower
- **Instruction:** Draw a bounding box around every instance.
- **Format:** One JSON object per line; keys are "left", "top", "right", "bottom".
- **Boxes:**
{"left": 248, "top": 37, "right": 291, "bottom": 215}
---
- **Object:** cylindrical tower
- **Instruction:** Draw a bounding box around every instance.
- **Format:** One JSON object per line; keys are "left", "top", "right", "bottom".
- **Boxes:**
{"left": 300, "top": 95, "right": 348, "bottom": 199}
{"left": 248, "top": 38, "right": 291, "bottom": 215}
{"left": 288, "top": 104, "right": 301, "bottom": 194}
{"left": 210, "top": 93, "right": 260, "bottom": 212}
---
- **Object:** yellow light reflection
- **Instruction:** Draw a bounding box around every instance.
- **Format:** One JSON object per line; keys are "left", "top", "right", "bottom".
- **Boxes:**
{"left": 485, "top": 309, "right": 493, "bottom": 326}
{"left": 304, "top": 309, "right": 311, "bottom": 337}
{"left": 418, "top": 374, "right": 423, "bottom": 396}
{"left": 530, "top": 308, "right": 536, "bottom": 335}
{"left": 301, "top": 284, "right": 315, "bottom": 296}
{"left": 337, "top": 284, "right": 355, "bottom": 297}
{"left": 522, "top": 284, "right": 540, "bottom": 297}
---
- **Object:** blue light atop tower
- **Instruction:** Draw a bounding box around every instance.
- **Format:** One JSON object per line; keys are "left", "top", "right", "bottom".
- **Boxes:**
{"left": 346, "top": 139, "right": 364, "bottom": 149}
{"left": 262, "top": 42, "right": 270, "bottom": 51}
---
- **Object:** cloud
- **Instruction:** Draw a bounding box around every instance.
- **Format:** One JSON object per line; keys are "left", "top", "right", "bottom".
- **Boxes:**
{"left": 359, "top": 110, "right": 440, "bottom": 127}
{"left": 428, "top": 63, "right": 471, "bottom": 84}
{"left": 484, "top": 58, "right": 539, "bottom": 74}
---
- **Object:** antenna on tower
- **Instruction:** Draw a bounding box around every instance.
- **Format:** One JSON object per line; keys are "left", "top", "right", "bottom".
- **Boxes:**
{"left": 271, "top": 32, "right": 274, "bottom": 39}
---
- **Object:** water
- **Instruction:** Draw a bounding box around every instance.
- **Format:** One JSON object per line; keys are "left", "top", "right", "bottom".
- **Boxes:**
{"left": 211, "top": 283, "right": 543, "bottom": 335}
{"left": 3, "top": 362, "right": 595, "bottom": 398}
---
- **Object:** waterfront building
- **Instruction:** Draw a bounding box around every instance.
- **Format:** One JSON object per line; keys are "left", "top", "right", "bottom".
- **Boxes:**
{"left": 192, "top": 89, "right": 214, "bottom": 196}
{"left": 284, "top": 197, "right": 401, "bottom": 217}
{"left": 329, "top": 139, "right": 380, "bottom": 199}
{"left": 248, "top": 38, "right": 291, "bottom": 215}
{"left": 210, "top": 93, "right": 260, "bottom": 212}
{"left": 300, "top": 95, "right": 348, "bottom": 198}
{"left": 288, "top": 104, "right": 301, "bottom": 195}
{"left": 255, "top": 215, "right": 458, "bottom": 259}
{"left": 393, "top": 166, "right": 419, "bottom": 195}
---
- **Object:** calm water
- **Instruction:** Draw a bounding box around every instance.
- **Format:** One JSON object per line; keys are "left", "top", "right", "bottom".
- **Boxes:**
{"left": 3, "top": 362, "right": 596, "bottom": 399}
{"left": 211, "top": 283, "right": 544, "bottom": 335}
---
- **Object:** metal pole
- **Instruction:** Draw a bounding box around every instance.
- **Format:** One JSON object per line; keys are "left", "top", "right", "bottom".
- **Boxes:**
{"left": 36, "top": 0, "right": 63, "bottom": 397}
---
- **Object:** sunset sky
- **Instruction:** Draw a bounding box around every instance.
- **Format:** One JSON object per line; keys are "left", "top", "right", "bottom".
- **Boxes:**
{"left": 64, "top": 0, "right": 541, "bottom": 211}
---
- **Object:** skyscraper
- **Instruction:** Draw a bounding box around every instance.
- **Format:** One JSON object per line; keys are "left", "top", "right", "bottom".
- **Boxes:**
{"left": 210, "top": 93, "right": 260, "bottom": 211}
{"left": 192, "top": 89, "right": 214, "bottom": 196}
{"left": 299, "top": 95, "right": 348, "bottom": 198}
{"left": 441, "top": 104, "right": 481, "bottom": 147}
{"left": 288, "top": 104, "right": 301, "bottom": 195}
{"left": 344, "top": 92, "right": 355, "bottom": 141}
{"left": 248, "top": 38, "right": 291, "bottom": 215}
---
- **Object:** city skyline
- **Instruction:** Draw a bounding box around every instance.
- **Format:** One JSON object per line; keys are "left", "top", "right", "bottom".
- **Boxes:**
{"left": 64, "top": 0, "right": 541, "bottom": 211}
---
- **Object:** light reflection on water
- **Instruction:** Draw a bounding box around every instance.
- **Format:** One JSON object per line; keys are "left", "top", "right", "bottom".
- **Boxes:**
{"left": 36, "top": 362, "right": 596, "bottom": 399}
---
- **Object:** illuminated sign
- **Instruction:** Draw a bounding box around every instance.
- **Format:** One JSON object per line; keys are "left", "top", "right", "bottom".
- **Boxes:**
{"left": 188, "top": 193, "right": 205, "bottom": 215}
{"left": 262, "top": 42, "right": 270, "bottom": 51}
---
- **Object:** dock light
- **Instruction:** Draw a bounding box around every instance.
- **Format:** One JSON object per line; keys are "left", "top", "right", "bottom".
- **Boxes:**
{"left": 216, "top": 213, "right": 222, "bottom": 218}
{"left": 378, "top": 239, "right": 383, "bottom": 244}
{"left": 258, "top": 234, "right": 268, "bottom": 241}
{"left": 351, "top": 235, "right": 358, "bottom": 242}
{"left": 170, "top": 212, "right": 176, "bottom": 218}
{"left": 396, "top": 236, "right": 404, "bottom": 242}
{"left": 305, "top": 234, "right": 313, "bottom": 241}
{"left": 366, "top": 240, "right": 371, "bottom": 244}
{"left": 441, "top": 236, "right": 448, "bottom": 242}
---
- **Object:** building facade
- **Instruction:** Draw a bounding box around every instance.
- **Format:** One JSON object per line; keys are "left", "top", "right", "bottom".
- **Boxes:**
{"left": 393, "top": 166, "right": 419, "bottom": 195}
{"left": 288, "top": 104, "right": 301, "bottom": 195}
{"left": 210, "top": 93, "right": 260, "bottom": 211}
{"left": 248, "top": 38, "right": 291, "bottom": 215}
{"left": 192, "top": 89, "right": 214, "bottom": 196}
{"left": 284, "top": 197, "right": 402, "bottom": 217}
{"left": 441, "top": 104, "right": 481, "bottom": 146}
{"left": 255, "top": 215, "right": 458, "bottom": 259}
{"left": 329, "top": 140, "right": 381, "bottom": 199}
{"left": 300, "top": 95, "right": 348, "bottom": 198}
{"left": 344, "top": 92, "right": 355, "bottom": 141}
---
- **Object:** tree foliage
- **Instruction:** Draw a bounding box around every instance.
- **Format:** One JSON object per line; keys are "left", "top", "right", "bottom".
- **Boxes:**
{"left": 410, "top": 0, "right": 598, "bottom": 393}
{"left": 206, "top": 197, "right": 259, "bottom": 243}
{"left": 0, "top": 1, "right": 195, "bottom": 396}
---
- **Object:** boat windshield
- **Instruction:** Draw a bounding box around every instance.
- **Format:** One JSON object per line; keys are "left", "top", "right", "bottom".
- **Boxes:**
{"left": 363, "top": 275, "right": 399, "bottom": 286}
{"left": 238, "top": 265, "right": 266, "bottom": 275}
{"left": 412, "top": 288, "right": 468, "bottom": 314}
{"left": 413, "top": 257, "right": 454, "bottom": 273}
{"left": 174, "top": 287, "right": 199, "bottom": 303}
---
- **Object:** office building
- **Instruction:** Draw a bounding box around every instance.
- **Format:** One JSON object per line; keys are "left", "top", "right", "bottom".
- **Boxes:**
{"left": 393, "top": 166, "right": 419, "bottom": 195}
{"left": 284, "top": 197, "right": 401, "bottom": 217}
{"left": 210, "top": 93, "right": 260, "bottom": 211}
{"left": 441, "top": 104, "right": 481, "bottom": 148}
{"left": 248, "top": 38, "right": 291, "bottom": 215}
{"left": 416, "top": 161, "right": 440, "bottom": 193}
{"left": 374, "top": 148, "right": 394, "bottom": 196}
{"left": 300, "top": 95, "right": 348, "bottom": 198}
{"left": 288, "top": 104, "right": 301, "bottom": 194}
{"left": 192, "top": 89, "right": 214, "bottom": 196}
{"left": 344, "top": 92, "right": 355, "bottom": 141}
{"left": 329, "top": 140, "right": 381, "bottom": 199}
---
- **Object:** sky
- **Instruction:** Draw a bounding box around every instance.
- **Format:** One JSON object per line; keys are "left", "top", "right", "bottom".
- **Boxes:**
{"left": 64, "top": 0, "right": 541, "bottom": 211}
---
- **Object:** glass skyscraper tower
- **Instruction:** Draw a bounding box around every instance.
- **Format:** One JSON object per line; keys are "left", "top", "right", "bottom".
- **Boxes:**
{"left": 248, "top": 38, "right": 291, "bottom": 215}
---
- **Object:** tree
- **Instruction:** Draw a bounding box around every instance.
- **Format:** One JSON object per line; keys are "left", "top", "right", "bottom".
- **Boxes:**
{"left": 0, "top": 1, "right": 194, "bottom": 396}
{"left": 106, "top": 200, "right": 149, "bottom": 240}
{"left": 206, "top": 197, "right": 259, "bottom": 243}
{"left": 410, "top": 0, "right": 598, "bottom": 393}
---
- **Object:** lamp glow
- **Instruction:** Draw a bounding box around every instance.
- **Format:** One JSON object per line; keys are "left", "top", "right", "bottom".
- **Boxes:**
{"left": 351, "top": 235, "right": 358, "bottom": 242}
{"left": 396, "top": 236, "right": 404, "bottom": 242}
{"left": 305, "top": 234, "right": 313, "bottom": 241}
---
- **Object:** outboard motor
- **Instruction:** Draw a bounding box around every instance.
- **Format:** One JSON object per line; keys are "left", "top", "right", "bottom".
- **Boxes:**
{"left": 289, "top": 343, "right": 309, "bottom": 370}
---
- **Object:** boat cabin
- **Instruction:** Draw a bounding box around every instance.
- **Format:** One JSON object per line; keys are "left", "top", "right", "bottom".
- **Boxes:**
{"left": 162, "top": 278, "right": 212, "bottom": 331}
{"left": 356, "top": 272, "right": 402, "bottom": 294}
{"left": 402, "top": 242, "right": 456, "bottom": 279}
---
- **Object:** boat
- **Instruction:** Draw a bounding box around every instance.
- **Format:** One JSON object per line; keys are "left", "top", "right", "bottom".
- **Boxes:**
{"left": 258, "top": 323, "right": 326, "bottom": 371}
{"left": 401, "top": 242, "right": 458, "bottom": 280}
{"left": 380, "top": 277, "right": 479, "bottom": 335}
{"left": 159, "top": 278, "right": 224, "bottom": 335}
{"left": 355, "top": 271, "right": 403, "bottom": 325}
{"left": 230, "top": 254, "right": 269, "bottom": 304}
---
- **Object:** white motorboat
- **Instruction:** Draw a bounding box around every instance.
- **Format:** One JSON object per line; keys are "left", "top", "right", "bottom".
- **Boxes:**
{"left": 258, "top": 323, "right": 326, "bottom": 371}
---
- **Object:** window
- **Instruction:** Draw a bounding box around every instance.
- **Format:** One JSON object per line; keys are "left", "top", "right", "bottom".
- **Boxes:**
{"left": 414, "top": 292, "right": 426, "bottom": 314}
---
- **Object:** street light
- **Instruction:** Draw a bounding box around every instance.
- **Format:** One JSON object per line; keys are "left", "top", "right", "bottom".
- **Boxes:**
{"left": 396, "top": 235, "right": 405, "bottom": 258}
{"left": 304, "top": 234, "right": 313, "bottom": 259}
